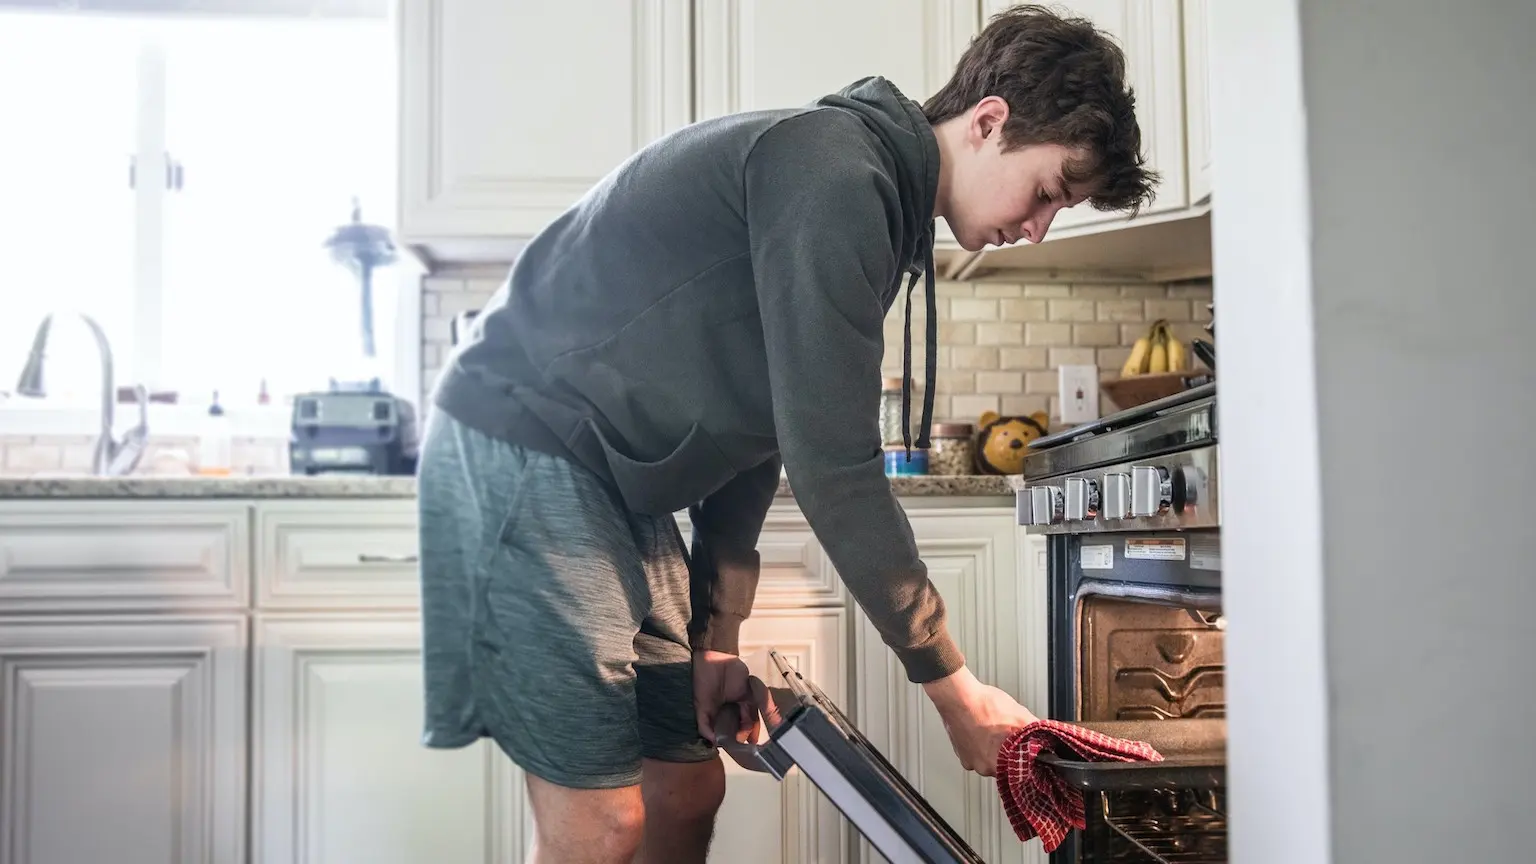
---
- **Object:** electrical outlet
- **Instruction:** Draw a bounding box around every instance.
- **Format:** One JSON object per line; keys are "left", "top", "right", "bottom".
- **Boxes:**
{"left": 1058, "top": 364, "right": 1100, "bottom": 424}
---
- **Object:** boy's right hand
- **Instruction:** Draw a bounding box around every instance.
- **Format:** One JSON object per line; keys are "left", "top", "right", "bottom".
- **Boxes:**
{"left": 921, "top": 666, "right": 1039, "bottom": 776}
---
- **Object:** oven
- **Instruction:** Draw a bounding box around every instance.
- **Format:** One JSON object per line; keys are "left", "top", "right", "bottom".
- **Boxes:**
{"left": 1016, "top": 382, "right": 1228, "bottom": 864}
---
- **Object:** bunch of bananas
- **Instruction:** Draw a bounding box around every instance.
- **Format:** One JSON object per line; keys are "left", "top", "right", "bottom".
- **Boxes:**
{"left": 1121, "top": 318, "right": 1189, "bottom": 376}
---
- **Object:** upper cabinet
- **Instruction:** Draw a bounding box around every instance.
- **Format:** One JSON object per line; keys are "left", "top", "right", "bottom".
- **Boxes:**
{"left": 982, "top": 0, "right": 1187, "bottom": 235}
{"left": 693, "top": 0, "right": 979, "bottom": 253}
{"left": 398, "top": 0, "right": 976, "bottom": 264}
{"left": 397, "top": 0, "right": 692, "bottom": 259}
{"left": 694, "top": 0, "right": 976, "bottom": 119}
{"left": 397, "top": 0, "right": 1213, "bottom": 280}
{"left": 958, "top": 0, "right": 1210, "bottom": 281}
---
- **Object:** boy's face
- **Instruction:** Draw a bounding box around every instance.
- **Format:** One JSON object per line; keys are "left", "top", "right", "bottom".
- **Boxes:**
{"left": 940, "top": 99, "right": 1097, "bottom": 252}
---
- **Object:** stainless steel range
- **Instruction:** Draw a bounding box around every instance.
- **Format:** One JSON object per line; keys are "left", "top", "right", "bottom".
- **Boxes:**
{"left": 1014, "top": 381, "right": 1228, "bottom": 864}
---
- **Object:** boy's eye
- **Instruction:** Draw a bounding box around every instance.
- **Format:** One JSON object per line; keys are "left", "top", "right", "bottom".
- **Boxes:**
{"left": 1038, "top": 188, "right": 1051, "bottom": 202}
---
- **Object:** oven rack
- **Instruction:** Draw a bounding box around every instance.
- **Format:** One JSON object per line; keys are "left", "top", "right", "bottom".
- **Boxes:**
{"left": 1099, "top": 791, "right": 1227, "bottom": 864}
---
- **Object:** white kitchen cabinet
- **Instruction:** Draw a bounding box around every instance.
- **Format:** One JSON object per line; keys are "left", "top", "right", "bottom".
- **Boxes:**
{"left": 678, "top": 503, "right": 852, "bottom": 862}
{"left": 1182, "top": 0, "right": 1212, "bottom": 204}
{"left": 675, "top": 501, "right": 848, "bottom": 609}
{"left": 693, "top": 0, "right": 977, "bottom": 252}
{"left": 0, "top": 500, "right": 249, "bottom": 613}
{"left": 253, "top": 498, "right": 421, "bottom": 610}
{"left": 398, "top": 0, "right": 977, "bottom": 259}
{"left": 0, "top": 615, "right": 248, "bottom": 864}
{"left": 715, "top": 607, "right": 850, "bottom": 864}
{"left": 397, "top": 0, "right": 693, "bottom": 254}
{"left": 851, "top": 507, "right": 1049, "bottom": 864}
{"left": 0, "top": 491, "right": 1028, "bottom": 864}
{"left": 694, "top": 0, "right": 976, "bottom": 120}
{"left": 977, "top": 0, "right": 1188, "bottom": 235}
{"left": 251, "top": 613, "right": 530, "bottom": 864}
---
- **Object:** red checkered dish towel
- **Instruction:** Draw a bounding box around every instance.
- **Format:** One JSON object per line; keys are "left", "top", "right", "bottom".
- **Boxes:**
{"left": 996, "top": 720, "right": 1164, "bottom": 853}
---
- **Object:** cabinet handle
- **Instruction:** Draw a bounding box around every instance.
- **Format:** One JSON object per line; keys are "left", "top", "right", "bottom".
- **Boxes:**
{"left": 357, "top": 553, "right": 419, "bottom": 564}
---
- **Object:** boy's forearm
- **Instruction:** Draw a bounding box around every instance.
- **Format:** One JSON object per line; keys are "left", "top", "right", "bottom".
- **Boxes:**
{"left": 687, "top": 455, "right": 782, "bottom": 654}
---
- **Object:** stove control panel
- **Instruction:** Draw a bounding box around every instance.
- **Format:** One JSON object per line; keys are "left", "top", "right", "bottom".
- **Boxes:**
{"left": 1015, "top": 445, "right": 1220, "bottom": 534}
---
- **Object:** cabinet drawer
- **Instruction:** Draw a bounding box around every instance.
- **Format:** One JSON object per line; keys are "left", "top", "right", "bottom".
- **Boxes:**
{"left": 254, "top": 500, "right": 421, "bottom": 610}
{"left": 674, "top": 501, "right": 844, "bottom": 608}
{"left": 0, "top": 501, "right": 249, "bottom": 612}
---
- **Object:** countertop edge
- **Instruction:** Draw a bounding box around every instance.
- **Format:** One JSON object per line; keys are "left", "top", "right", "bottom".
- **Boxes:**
{"left": 0, "top": 474, "right": 1017, "bottom": 501}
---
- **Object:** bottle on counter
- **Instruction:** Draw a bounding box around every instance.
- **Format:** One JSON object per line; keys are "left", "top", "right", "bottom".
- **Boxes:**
{"left": 928, "top": 422, "right": 976, "bottom": 475}
{"left": 196, "top": 391, "right": 233, "bottom": 476}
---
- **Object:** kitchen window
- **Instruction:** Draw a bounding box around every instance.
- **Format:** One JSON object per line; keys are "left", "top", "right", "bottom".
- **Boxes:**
{"left": 0, "top": 1, "right": 419, "bottom": 432}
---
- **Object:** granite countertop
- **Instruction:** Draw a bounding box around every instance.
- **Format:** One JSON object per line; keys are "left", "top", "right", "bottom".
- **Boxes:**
{"left": 0, "top": 473, "right": 1015, "bottom": 500}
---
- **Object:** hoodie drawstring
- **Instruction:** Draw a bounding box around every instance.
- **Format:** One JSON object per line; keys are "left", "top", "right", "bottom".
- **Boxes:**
{"left": 899, "top": 236, "right": 938, "bottom": 460}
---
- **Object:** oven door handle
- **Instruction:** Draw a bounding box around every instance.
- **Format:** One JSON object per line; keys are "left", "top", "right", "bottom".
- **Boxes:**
{"left": 714, "top": 701, "right": 794, "bottom": 778}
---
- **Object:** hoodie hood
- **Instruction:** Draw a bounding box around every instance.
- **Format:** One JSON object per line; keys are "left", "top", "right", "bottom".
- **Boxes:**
{"left": 816, "top": 77, "right": 941, "bottom": 454}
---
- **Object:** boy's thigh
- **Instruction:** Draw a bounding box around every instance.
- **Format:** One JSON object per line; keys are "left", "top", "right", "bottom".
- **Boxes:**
{"left": 629, "top": 510, "right": 714, "bottom": 766}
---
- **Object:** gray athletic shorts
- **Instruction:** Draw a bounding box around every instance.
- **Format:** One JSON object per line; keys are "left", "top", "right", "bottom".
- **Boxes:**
{"left": 416, "top": 409, "right": 713, "bottom": 789}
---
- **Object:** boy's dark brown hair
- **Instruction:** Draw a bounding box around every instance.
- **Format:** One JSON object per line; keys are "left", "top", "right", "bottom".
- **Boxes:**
{"left": 923, "top": 3, "right": 1158, "bottom": 215}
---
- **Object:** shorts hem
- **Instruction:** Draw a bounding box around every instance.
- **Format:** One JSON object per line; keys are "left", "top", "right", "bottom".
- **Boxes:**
{"left": 422, "top": 729, "right": 484, "bottom": 750}
{"left": 641, "top": 745, "right": 719, "bottom": 765}
{"left": 489, "top": 733, "right": 644, "bottom": 790}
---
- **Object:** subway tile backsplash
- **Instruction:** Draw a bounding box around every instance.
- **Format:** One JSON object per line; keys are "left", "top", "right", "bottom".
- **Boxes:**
{"left": 421, "top": 266, "right": 1213, "bottom": 430}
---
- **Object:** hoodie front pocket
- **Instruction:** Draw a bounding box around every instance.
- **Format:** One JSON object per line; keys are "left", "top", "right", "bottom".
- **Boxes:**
{"left": 576, "top": 419, "right": 734, "bottom": 516}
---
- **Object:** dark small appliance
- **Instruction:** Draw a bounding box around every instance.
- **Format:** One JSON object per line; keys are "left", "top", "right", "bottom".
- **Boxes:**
{"left": 288, "top": 199, "right": 419, "bottom": 475}
{"left": 289, "top": 380, "right": 418, "bottom": 476}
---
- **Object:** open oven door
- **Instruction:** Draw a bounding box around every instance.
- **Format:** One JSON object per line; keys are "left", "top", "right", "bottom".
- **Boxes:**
{"left": 716, "top": 649, "right": 986, "bottom": 864}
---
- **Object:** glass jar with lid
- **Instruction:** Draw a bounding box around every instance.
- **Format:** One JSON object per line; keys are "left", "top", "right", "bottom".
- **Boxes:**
{"left": 928, "top": 422, "right": 976, "bottom": 475}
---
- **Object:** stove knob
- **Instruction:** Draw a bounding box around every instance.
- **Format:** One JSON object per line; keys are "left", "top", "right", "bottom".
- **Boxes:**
{"left": 1101, "top": 472, "right": 1132, "bottom": 520}
{"left": 1064, "top": 477, "right": 1100, "bottom": 521}
{"left": 1173, "top": 465, "right": 1206, "bottom": 513}
{"left": 1131, "top": 465, "right": 1172, "bottom": 517}
{"left": 1028, "top": 485, "right": 1064, "bottom": 525}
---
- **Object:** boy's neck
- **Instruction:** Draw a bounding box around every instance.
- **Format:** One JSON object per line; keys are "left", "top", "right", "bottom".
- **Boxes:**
{"left": 930, "top": 117, "right": 965, "bottom": 222}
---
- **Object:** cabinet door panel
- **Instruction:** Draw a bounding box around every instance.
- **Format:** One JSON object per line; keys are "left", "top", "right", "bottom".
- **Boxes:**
{"left": 400, "top": 0, "right": 692, "bottom": 241}
{"left": 853, "top": 509, "right": 1043, "bottom": 864}
{"left": 979, "top": 0, "right": 1187, "bottom": 237}
{"left": 252, "top": 614, "right": 528, "bottom": 864}
{"left": 695, "top": 0, "right": 976, "bottom": 119}
{"left": 0, "top": 616, "right": 247, "bottom": 864}
{"left": 714, "top": 608, "right": 848, "bottom": 864}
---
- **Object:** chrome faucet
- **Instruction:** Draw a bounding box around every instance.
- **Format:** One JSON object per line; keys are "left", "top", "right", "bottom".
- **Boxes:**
{"left": 16, "top": 313, "right": 149, "bottom": 476}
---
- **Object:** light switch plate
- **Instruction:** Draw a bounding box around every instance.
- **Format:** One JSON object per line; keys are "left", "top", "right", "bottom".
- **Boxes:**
{"left": 1058, "top": 364, "right": 1100, "bottom": 423}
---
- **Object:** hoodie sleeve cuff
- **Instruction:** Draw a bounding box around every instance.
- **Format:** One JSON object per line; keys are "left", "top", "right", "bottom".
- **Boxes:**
{"left": 890, "top": 623, "right": 966, "bottom": 684}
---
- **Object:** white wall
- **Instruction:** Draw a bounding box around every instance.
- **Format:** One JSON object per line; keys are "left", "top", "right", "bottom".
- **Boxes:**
{"left": 1213, "top": 2, "right": 1536, "bottom": 862}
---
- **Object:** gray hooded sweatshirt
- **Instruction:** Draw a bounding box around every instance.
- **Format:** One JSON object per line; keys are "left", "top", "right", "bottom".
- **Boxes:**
{"left": 432, "top": 77, "right": 959, "bottom": 683}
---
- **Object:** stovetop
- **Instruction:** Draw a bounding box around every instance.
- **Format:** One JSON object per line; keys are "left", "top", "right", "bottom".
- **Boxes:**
{"left": 1023, "top": 382, "right": 1217, "bottom": 481}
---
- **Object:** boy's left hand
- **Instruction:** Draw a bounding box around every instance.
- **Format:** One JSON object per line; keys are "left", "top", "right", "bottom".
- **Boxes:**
{"left": 693, "top": 650, "right": 759, "bottom": 745}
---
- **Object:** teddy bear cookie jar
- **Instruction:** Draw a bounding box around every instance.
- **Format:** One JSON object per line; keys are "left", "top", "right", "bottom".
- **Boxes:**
{"left": 974, "top": 410, "right": 1050, "bottom": 475}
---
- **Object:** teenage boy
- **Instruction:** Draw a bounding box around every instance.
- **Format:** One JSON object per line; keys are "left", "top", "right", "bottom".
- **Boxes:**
{"left": 418, "top": 5, "right": 1157, "bottom": 862}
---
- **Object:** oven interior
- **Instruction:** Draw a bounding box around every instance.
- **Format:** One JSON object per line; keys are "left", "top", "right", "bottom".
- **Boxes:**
{"left": 1073, "top": 593, "right": 1228, "bottom": 864}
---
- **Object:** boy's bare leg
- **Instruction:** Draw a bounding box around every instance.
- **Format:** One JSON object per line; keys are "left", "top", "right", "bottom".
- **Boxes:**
{"left": 636, "top": 756, "right": 727, "bottom": 864}
{"left": 525, "top": 775, "right": 645, "bottom": 864}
